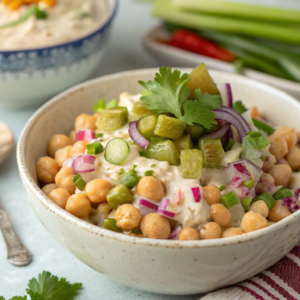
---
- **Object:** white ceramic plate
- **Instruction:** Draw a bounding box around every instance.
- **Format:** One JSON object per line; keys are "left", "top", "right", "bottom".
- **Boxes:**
{"left": 143, "top": 25, "right": 300, "bottom": 100}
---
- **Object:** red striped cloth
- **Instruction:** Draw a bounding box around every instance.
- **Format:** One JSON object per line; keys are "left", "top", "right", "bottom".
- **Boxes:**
{"left": 201, "top": 246, "right": 300, "bottom": 300}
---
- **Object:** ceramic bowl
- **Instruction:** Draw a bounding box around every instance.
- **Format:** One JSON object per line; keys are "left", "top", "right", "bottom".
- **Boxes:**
{"left": 17, "top": 68, "right": 300, "bottom": 295}
{"left": 0, "top": 0, "right": 118, "bottom": 108}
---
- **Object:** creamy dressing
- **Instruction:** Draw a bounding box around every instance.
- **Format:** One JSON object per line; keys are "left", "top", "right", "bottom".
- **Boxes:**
{"left": 0, "top": 0, "right": 108, "bottom": 50}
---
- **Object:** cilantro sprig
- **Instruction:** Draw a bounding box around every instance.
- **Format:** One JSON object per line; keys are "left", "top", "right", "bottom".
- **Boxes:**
{"left": 138, "top": 67, "right": 222, "bottom": 129}
{"left": 0, "top": 271, "right": 82, "bottom": 300}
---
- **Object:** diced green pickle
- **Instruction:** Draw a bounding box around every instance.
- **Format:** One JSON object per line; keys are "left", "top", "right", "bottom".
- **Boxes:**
{"left": 187, "top": 63, "right": 219, "bottom": 98}
{"left": 173, "top": 134, "right": 193, "bottom": 151}
{"left": 101, "top": 218, "right": 122, "bottom": 232}
{"left": 138, "top": 114, "right": 159, "bottom": 141}
{"left": 154, "top": 115, "right": 187, "bottom": 139}
{"left": 199, "top": 138, "right": 225, "bottom": 168}
{"left": 106, "top": 184, "right": 134, "bottom": 209}
{"left": 142, "top": 140, "right": 180, "bottom": 166}
{"left": 180, "top": 149, "right": 203, "bottom": 180}
{"left": 132, "top": 101, "right": 152, "bottom": 119}
{"left": 119, "top": 169, "right": 140, "bottom": 189}
{"left": 184, "top": 125, "right": 204, "bottom": 142}
{"left": 96, "top": 107, "right": 128, "bottom": 131}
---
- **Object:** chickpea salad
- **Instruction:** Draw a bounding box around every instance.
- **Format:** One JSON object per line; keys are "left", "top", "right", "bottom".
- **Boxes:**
{"left": 37, "top": 64, "right": 300, "bottom": 241}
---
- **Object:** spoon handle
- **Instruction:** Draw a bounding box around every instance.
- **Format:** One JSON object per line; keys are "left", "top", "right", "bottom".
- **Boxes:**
{"left": 0, "top": 203, "right": 32, "bottom": 266}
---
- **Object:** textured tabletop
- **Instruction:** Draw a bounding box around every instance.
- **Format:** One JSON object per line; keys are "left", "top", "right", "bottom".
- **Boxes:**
{"left": 0, "top": 0, "right": 201, "bottom": 299}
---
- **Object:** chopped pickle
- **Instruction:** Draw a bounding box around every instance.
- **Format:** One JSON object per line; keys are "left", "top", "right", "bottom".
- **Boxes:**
{"left": 154, "top": 115, "right": 187, "bottom": 139}
{"left": 137, "top": 114, "right": 159, "bottom": 141}
{"left": 106, "top": 184, "right": 134, "bottom": 209}
{"left": 173, "top": 134, "right": 193, "bottom": 151}
{"left": 119, "top": 169, "right": 141, "bottom": 189}
{"left": 101, "top": 218, "right": 122, "bottom": 232}
{"left": 180, "top": 149, "right": 203, "bottom": 180}
{"left": 142, "top": 140, "right": 180, "bottom": 166}
{"left": 132, "top": 101, "right": 152, "bottom": 119}
{"left": 187, "top": 63, "right": 219, "bottom": 98}
{"left": 96, "top": 107, "right": 128, "bottom": 131}
{"left": 184, "top": 124, "right": 204, "bottom": 142}
{"left": 199, "top": 138, "right": 225, "bottom": 168}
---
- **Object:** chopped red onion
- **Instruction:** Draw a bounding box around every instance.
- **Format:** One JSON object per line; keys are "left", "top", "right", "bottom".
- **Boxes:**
{"left": 168, "top": 226, "right": 182, "bottom": 240}
{"left": 76, "top": 130, "right": 95, "bottom": 142}
{"left": 283, "top": 194, "right": 300, "bottom": 213}
{"left": 191, "top": 187, "right": 201, "bottom": 203}
{"left": 217, "top": 83, "right": 233, "bottom": 108}
{"left": 158, "top": 197, "right": 169, "bottom": 210}
{"left": 135, "top": 198, "right": 158, "bottom": 216}
{"left": 71, "top": 155, "right": 96, "bottom": 174}
{"left": 225, "top": 161, "right": 252, "bottom": 186}
{"left": 202, "top": 123, "right": 230, "bottom": 139}
{"left": 233, "top": 163, "right": 251, "bottom": 176}
{"left": 62, "top": 157, "right": 74, "bottom": 168}
{"left": 129, "top": 121, "right": 149, "bottom": 148}
{"left": 230, "top": 177, "right": 243, "bottom": 189}
{"left": 239, "top": 159, "right": 263, "bottom": 182}
{"left": 157, "top": 209, "right": 175, "bottom": 219}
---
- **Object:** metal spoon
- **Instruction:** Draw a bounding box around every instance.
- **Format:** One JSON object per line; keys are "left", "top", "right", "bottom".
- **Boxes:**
{"left": 0, "top": 122, "right": 32, "bottom": 266}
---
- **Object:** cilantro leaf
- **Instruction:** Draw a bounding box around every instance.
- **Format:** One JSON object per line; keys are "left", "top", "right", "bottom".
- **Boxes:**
{"left": 194, "top": 89, "right": 222, "bottom": 109}
{"left": 26, "top": 271, "right": 82, "bottom": 300}
{"left": 233, "top": 100, "right": 247, "bottom": 114}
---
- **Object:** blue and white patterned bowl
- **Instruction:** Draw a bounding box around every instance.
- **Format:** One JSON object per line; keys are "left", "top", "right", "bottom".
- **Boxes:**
{"left": 0, "top": 0, "right": 118, "bottom": 108}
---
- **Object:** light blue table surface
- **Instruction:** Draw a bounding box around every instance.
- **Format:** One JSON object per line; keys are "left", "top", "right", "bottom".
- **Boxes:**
{"left": 0, "top": 0, "right": 203, "bottom": 299}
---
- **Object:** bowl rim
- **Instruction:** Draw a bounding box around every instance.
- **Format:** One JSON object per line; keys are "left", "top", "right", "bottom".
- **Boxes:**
{"left": 0, "top": 0, "right": 118, "bottom": 54}
{"left": 17, "top": 67, "right": 300, "bottom": 249}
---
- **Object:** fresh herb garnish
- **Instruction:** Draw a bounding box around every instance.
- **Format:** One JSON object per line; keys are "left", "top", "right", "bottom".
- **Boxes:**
{"left": 119, "top": 168, "right": 125, "bottom": 175}
{"left": 233, "top": 100, "right": 247, "bottom": 114}
{"left": 0, "top": 271, "right": 82, "bottom": 300}
{"left": 95, "top": 133, "right": 103, "bottom": 138}
{"left": 144, "top": 170, "right": 154, "bottom": 176}
{"left": 138, "top": 67, "right": 222, "bottom": 129}
{"left": 151, "top": 164, "right": 156, "bottom": 168}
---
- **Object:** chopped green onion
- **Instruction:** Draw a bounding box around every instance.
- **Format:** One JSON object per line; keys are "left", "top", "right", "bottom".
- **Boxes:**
{"left": 119, "top": 168, "right": 125, "bottom": 175}
{"left": 252, "top": 119, "right": 275, "bottom": 135}
{"left": 261, "top": 155, "right": 268, "bottom": 162}
{"left": 133, "top": 164, "right": 137, "bottom": 169}
{"left": 151, "top": 164, "right": 156, "bottom": 168}
{"left": 241, "top": 197, "right": 253, "bottom": 211}
{"left": 241, "top": 180, "right": 255, "bottom": 189}
{"left": 233, "top": 101, "right": 247, "bottom": 114}
{"left": 106, "top": 99, "right": 119, "bottom": 108}
{"left": 86, "top": 141, "right": 104, "bottom": 155}
{"left": 225, "top": 138, "right": 235, "bottom": 151}
{"left": 247, "top": 131, "right": 269, "bottom": 150}
{"left": 219, "top": 185, "right": 225, "bottom": 192}
{"left": 221, "top": 191, "right": 239, "bottom": 208}
{"left": 73, "top": 174, "right": 86, "bottom": 191}
{"left": 144, "top": 170, "right": 154, "bottom": 176}
{"left": 151, "top": 136, "right": 168, "bottom": 142}
{"left": 273, "top": 187, "right": 293, "bottom": 200}
{"left": 95, "top": 133, "right": 103, "bottom": 138}
{"left": 93, "top": 99, "right": 106, "bottom": 112}
{"left": 255, "top": 193, "right": 276, "bottom": 209}
{"left": 119, "top": 169, "right": 141, "bottom": 189}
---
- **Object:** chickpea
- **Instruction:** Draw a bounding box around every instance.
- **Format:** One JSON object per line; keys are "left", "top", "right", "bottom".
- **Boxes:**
{"left": 268, "top": 200, "right": 291, "bottom": 222}
{"left": 115, "top": 204, "right": 142, "bottom": 231}
{"left": 85, "top": 179, "right": 113, "bottom": 203}
{"left": 47, "top": 134, "right": 73, "bottom": 158}
{"left": 249, "top": 200, "right": 269, "bottom": 218}
{"left": 199, "top": 222, "right": 221, "bottom": 240}
{"left": 240, "top": 211, "right": 267, "bottom": 233}
{"left": 250, "top": 107, "right": 262, "bottom": 120}
{"left": 42, "top": 183, "right": 57, "bottom": 196}
{"left": 137, "top": 176, "right": 165, "bottom": 202}
{"left": 65, "top": 193, "right": 91, "bottom": 218}
{"left": 274, "top": 126, "right": 297, "bottom": 147}
{"left": 36, "top": 156, "right": 59, "bottom": 184}
{"left": 55, "top": 167, "right": 76, "bottom": 194}
{"left": 55, "top": 145, "right": 72, "bottom": 168}
{"left": 210, "top": 203, "right": 231, "bottom": 227}
{"left": 140, "top": 213, "right": 171, "bottom": 239}
{"left": 255, "top": 173, "right": 275, "bottom": 195}
{"left": 70, "top": 130, "right": 76, "bottom": 143}
{"left": 75, "top": 114, "right": 97, "bottom": 131}
{"left": 203, "top": 184, "right": 221, "bottom": 205}
{"left": 178, "top": 228, "right": 199, "bottom": 241}
{"left": 222, "top": 227, "right": 244, "bottom": 238}
{"left": 268, "top": 164, "right": 292, "bottom": 187}
{"left": 69, "top": 141, "right": 88, "bottom": 157}
{"left": 262, "top": 154, "right": 276, "bottom": 173}
{"left": 90, "top": 202, "right": 112, "bottom": 225}
{"left": 285, "top": 146, "right": 300, "bottom": 170}
{"left": 268, "top": 135, "right": 288, "bottom": 161}
{"left": 49, "top": 188, "right": 70, "bottom": 209}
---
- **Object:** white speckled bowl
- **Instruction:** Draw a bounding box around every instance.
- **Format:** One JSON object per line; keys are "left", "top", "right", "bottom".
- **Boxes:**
{"left": 17, "top": 69, "right": 300, "bottom": 295}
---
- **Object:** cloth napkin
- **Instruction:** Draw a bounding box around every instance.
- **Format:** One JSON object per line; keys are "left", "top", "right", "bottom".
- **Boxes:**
{"left": 201, "top": 245, "right": 300, "bottom": 300}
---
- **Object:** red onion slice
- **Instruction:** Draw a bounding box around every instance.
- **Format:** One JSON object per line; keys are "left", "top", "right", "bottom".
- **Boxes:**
{"left": 76, "top": 130, "right": 95, "bottom": 142}
{"left": 191, "top": 187, "right": 201, "bottom": 203}
{"left": 135, "top": 198, "right": 158, "bottom": 216}
{"left": 71, "top": 155, "right": 96, "bottom": 174}
{"left": 129, "top": 121, "right": 149, "bottom": 148}
{"left": 168, "top": 226, "right": 182, "bottom": 240}
{"left": 157, "top": 209, "right": 175, "bottom": 219}
{"left": 234, "top": 163, "right": 251, "bottom": 176}
{"left": 239, "top": 159, "right": 263, "bottom": 182}
{"left": 158, "top": 197, "right": 169, "bottom": 210}
{"left": 202, "top": 123, "right": 230, "bottom": 139}
{"left": 62, "top": 157, "right": 74, "bottom": 168}
{"left": 217, "top": 83, "right": 233, "bottom": 108}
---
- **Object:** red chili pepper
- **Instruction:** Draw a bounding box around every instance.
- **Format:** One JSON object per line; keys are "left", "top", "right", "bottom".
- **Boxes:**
{"left": 168, "top": 29, "right": 236, "bottom": 62}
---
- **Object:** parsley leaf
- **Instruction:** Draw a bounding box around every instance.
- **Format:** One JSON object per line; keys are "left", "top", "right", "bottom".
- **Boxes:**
{"left": 26, "top": 271, "right": 82, "bottom": 300}
{"left": 139, "top": 67, "right": 222, "bottom": 129}
{"left": 233, "top": 100, "right": 247, "bottom": 114}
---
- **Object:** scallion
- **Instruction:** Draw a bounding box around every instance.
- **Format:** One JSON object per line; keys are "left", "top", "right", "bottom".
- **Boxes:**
{"left": 241, "top": 180, "right": 255, "bottom": 189}
{"left": 73, "top": 174, "right": 86, "bottom": 191}
{"left": 93, "top": 99, "right": 106, "bottom": 112}
{"left": 144, "top": 170, "right": 154, "bottom": 176}
{"left": 241, "top": 197, "right": 253, "bottom": 211}
{"left": 86, "top": 141, "right": 104, "bottom": 155}
{"left": 95, "top": 133, "right": 103, "bottom": 138}
{"left": 221, "top": 191, "right": 239, "bottom": 208}
{"left": 219, "top": 185, "right": 225, "bottom": 192}
{"left": 119, "top": 169, "right": 141, "bottom": 189}
{"left": 261, "top": 155, "right": 268, "bottom": 162}
{"left": 252, "top": 119, "right": 275, "bottom": 135}
{"left": 225, "top": 138, "right": 235, "bottom": 151}
{"left": 273, "top": 188, "right": 293, "bottom": 200}
{"left": 106, "top": 99, "right": 119, "bottom": 108}
{"left": 255, "top": 193, "right": 276, "bottom": 209}
{"left": 247, "top": 132, "right": 269, "bottom": 150}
